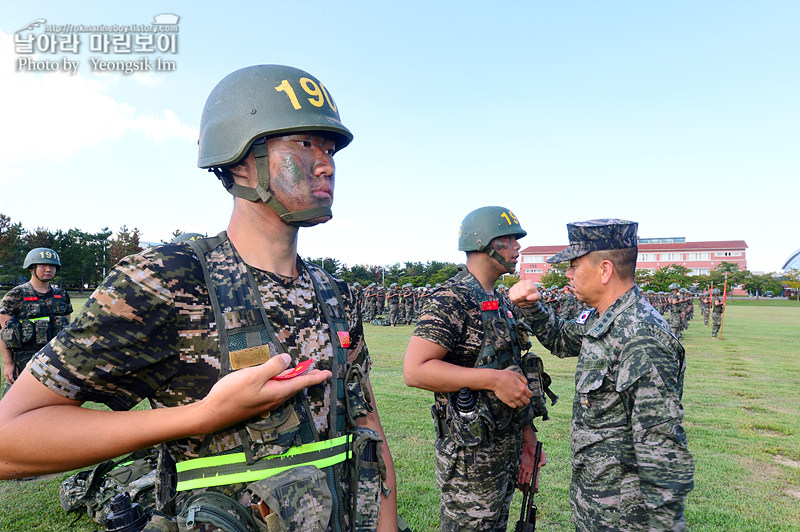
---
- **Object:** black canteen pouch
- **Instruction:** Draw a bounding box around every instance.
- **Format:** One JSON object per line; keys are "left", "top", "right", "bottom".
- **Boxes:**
{"left": 176, "top": 490, "right": 259, "bottom": 532}
{"left": 0, "top": 319, "right": 22, "bottom": 349}
{"left": 444, "top": 391, "right": 496, "bottom": 448}
{"left": 34, "top": 317, "right": 51, "bottom": 346}
{"left": 344, "top": 363, "right": 373, "bottom": 427}
{"left": 520, "top": 353, "right": 550, "bottom": 420}
{"left": 348, "top": 426, "right": 385, "bottom": 531}
{"left": 247, "top": 465, "right": 332, "bottom": 532}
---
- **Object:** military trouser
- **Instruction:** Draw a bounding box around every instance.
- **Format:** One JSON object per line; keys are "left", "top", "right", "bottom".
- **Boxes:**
{"left": 712, "top": 313, "right": 722, "bottom": 336}
{"left": 387, "top": 303, "right": 399, "bottom": 326}
{"left": 669, "top": 312, "right": 682, "bottom": 338}
{"left": 435, "top": 430, "right": 521, "bottom": 532}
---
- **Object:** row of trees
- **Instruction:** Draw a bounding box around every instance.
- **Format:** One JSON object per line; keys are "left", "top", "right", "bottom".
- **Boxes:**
{"left": 3, "top": 213, "right": 795, "bottom": 297}
{"left": 0, "top": 214, "right": 143, "bottom": 291}
{"left": 540, "top": 260, "right": 791, "bottom": 296}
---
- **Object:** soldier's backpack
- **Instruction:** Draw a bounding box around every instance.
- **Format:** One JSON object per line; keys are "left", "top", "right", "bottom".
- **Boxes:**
{"left": 59, "top": 447, "right": 159, "bottom": 526}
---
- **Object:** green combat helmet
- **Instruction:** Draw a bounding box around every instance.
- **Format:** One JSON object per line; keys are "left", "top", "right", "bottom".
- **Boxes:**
{"left": 458, "top": 206, "right": 527, "bottom": 274}
{"left": 24, "top": 248, "right": 61, "bottom": 269}
{"left": 171, "top": 232, "right": 205, "bottom": 243}
{"left": 669, "top": 283, "right": 681, "bottom": 290}
{"left": 712, "top": 288, "right": 721, "bottom": 295}
{"left": 198, "top": 64, "right": 353, "bottom": 227}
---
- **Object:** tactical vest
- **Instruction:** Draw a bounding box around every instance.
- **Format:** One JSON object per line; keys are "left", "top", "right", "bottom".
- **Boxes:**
{"left": 159, "top": 233, "right": 383, "bottom": 532}
{"left": 0, "top": 282, "right": 70, "bottom": 373}
{"left": 433, "top": 268, "right": 549, "bottom": 445}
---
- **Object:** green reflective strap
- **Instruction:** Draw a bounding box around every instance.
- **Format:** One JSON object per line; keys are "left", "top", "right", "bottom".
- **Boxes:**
{"left": 29, "top": 317, "right": 49, "bottom": 322}
{"left": 176, "top": 435, "right": 351, "bottom": 491}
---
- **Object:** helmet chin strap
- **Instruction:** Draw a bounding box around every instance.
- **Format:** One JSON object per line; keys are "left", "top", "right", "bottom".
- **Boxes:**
{"left": 214, "top": 142, "right": 332, "bottom": 227}
{"left": 485, "top": 248, "right": 516, "bottom": 275}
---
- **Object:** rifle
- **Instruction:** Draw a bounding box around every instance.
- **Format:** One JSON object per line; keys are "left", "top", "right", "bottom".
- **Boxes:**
{"left": 515, "top": 440, "right": 543, "bottom": 532}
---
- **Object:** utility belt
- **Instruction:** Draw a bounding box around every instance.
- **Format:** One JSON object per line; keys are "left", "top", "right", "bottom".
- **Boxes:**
{"left": 431, "top": 366, "right": 532, "bottom": 449}
{"left": 1, "top": 315, "right": 69, "bottom": 351}
{"left": 169, "top": 427, "right": 386, "bottom": 532}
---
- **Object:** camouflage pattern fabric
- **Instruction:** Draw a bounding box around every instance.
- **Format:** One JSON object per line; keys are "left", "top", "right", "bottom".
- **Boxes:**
{"left": 28, "top": 240, "right": 370, "bottom": 528}
{"left": 436, "top": 431, "right": 519, "bottom": 531}
{"left": 385, "top": 287, "right": 399, "bottom": 326}
{"left": 546, "top": 219, "right": 638, "bottom": 264}
{"left": 668, "top": 291, "right": 683, "bottom": 339}
{"left": 524, "top": 285, "right": 694, "bottom": 531}
{"left": 413, "top": 270, "right": 537, "bottom": 531}
{"left": 711, "top": 296, "right": 724, "bottom": 337}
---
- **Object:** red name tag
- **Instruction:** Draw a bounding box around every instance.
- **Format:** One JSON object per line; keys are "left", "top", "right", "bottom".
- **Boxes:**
{"left": 337, "top": 331, "right": 351, "bottom": 348}
{"left": 24, "top": 296, "right": 39, "bottom": 301}
{"left": 481, "top": 300, "right": 499, "bottom": 311}
{"left": 54, "top": 294, "right": 62, "bottom": 299}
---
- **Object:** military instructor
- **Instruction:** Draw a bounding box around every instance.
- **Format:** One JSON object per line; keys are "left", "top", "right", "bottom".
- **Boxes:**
{"left": 510, "top": 219, "right": 694, "bottom": 531}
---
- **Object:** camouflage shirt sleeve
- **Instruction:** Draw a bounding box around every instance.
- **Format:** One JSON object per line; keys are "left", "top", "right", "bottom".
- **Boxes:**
{"left": 520, "top": 301, "right": 587, "bottom": 358}
{"left": 29, "top": 247, "right": 200, "bottom": 410}
{"left": 0, "top": 285, "right": 24, "bottom": 316}
{"left": 412, "top": 281, "right": 483, "bottom": 368}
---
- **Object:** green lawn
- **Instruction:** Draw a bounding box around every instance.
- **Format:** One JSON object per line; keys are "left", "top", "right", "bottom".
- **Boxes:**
{"left": 1, "top": 299, "right": 799, "bottom": 531}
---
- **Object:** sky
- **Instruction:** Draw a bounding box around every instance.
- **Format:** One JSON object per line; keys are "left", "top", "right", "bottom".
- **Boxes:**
{"left": 1, "top": 1, "right": 798, "bottom": 273}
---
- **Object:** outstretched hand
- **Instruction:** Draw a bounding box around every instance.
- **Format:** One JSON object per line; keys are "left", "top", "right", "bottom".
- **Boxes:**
{"left": 197, "top": 354, "right": 331, "bottom": 433}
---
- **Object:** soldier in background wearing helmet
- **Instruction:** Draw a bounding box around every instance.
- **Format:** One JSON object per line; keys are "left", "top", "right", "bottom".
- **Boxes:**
{"left": 0, "top": 65, "right": 397, "bottom": 531}
{"left": 699, "top": 289, "right": 711, "bottom": 326}
{"left": 386, "top": 283, "right": 400, "bottom": 326}
{"left": 711, "top": 288, "right": 724, "bottom": 337}
{"left": 403, "top": 206, "right": 549, "bottom": 532}
{"left": 510, "top": 219, "right": 694, "bottom": 531}
{"left": 1, "top": 248, "right": 72, "bottom": 396}
{"left": 667, "top": 283, "right": 685, "bottom": 339}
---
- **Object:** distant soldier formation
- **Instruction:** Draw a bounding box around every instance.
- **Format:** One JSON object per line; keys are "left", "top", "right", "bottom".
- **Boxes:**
{"left": 538, "top": 284, "right": 589, "bottom": 322}
{"left": 355, "top": 282, "right": 436, "bottom": 326}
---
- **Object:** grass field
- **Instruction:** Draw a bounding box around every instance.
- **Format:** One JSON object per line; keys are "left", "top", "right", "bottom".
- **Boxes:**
{"left": 1, "top": 298, "right": 799, "bottom": 531}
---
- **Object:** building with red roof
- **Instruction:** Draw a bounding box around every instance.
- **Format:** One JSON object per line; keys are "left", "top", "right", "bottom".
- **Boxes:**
{"left": 520, "top": 237, "right": 748, "bottom": 283}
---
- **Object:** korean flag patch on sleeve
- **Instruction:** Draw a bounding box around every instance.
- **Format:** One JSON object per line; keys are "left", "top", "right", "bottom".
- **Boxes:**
{"left": 575, "top": 309, "right": 594, "bottom": 324}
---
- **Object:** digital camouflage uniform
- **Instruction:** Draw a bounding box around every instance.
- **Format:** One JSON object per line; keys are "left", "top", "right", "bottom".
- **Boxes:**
{"left": 699, "top": 292, "right": 710, "bottom": 326}
{"left": 385, "top": 285, "right": 400, "bottom": 326}
{"left": 29, "top": 237, "right": 381, "bottom": 531}
{"left": 668, "top": 290, "right": 683, "bottom": 339}
{"left": 711, "top": 294, "right": 724, "bottom": 337}
{"left": 1, "top": 281, "right": 72, "bottom": 390}
{"left": 532, "top": 219, "right": 694, "bottom": 531}
{"left": 526, "top": 286, "right": 693, "bottom": 531}
{"left": 414, "top": 270, "right": 546, "bottom": 532}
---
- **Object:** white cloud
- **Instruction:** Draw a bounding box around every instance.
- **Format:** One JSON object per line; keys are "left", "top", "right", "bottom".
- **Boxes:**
{"left": 0, "top": 29, "right": 197, "bottom": 178}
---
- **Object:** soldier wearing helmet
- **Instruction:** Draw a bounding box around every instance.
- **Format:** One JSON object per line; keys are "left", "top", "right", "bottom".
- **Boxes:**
{"left": 0, "top": 65, "right": 397, "bottom": 531}
{"left": 711, "top": 288, "right": 725, "bottom": 337}
{"left": 1, "top": 248, "right": 72, "bottom": 396}
{"left": 667, "top": 283, "right": 686, "bottom": 339}
{"left": 509, "top": 218, "right": 693, "bottom": 531}
{"left": 386, "top": 283, "right": 400, "bottom": 326}
{"left": 404, "top": 206, "right": 550, "bottom": 531}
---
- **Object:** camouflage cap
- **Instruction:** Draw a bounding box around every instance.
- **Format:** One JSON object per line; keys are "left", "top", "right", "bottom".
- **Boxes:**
{"left": 546, "top": 218, "right": 638, "bottom": 264}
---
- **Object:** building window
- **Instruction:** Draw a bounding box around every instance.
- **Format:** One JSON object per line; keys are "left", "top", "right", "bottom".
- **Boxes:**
{"left": 660, "top": 253, "right": 684, "bottom": 261}
{"left": 523, "top": 255, "right": 546, "bottom": 263}
{"left": 690, "top": 268, "right": 710, "bottom": 275}
{"left": 638, "top": 253, "right": 658, "bottom": 262}
{"left": 523, "top": 268, "right": 543, "bottom": 274}
{"left": 686, "top": 253, "right": 711, "bottom": 261}
{"left": 714, "top": 252, "right": 742, "bottom": 257}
